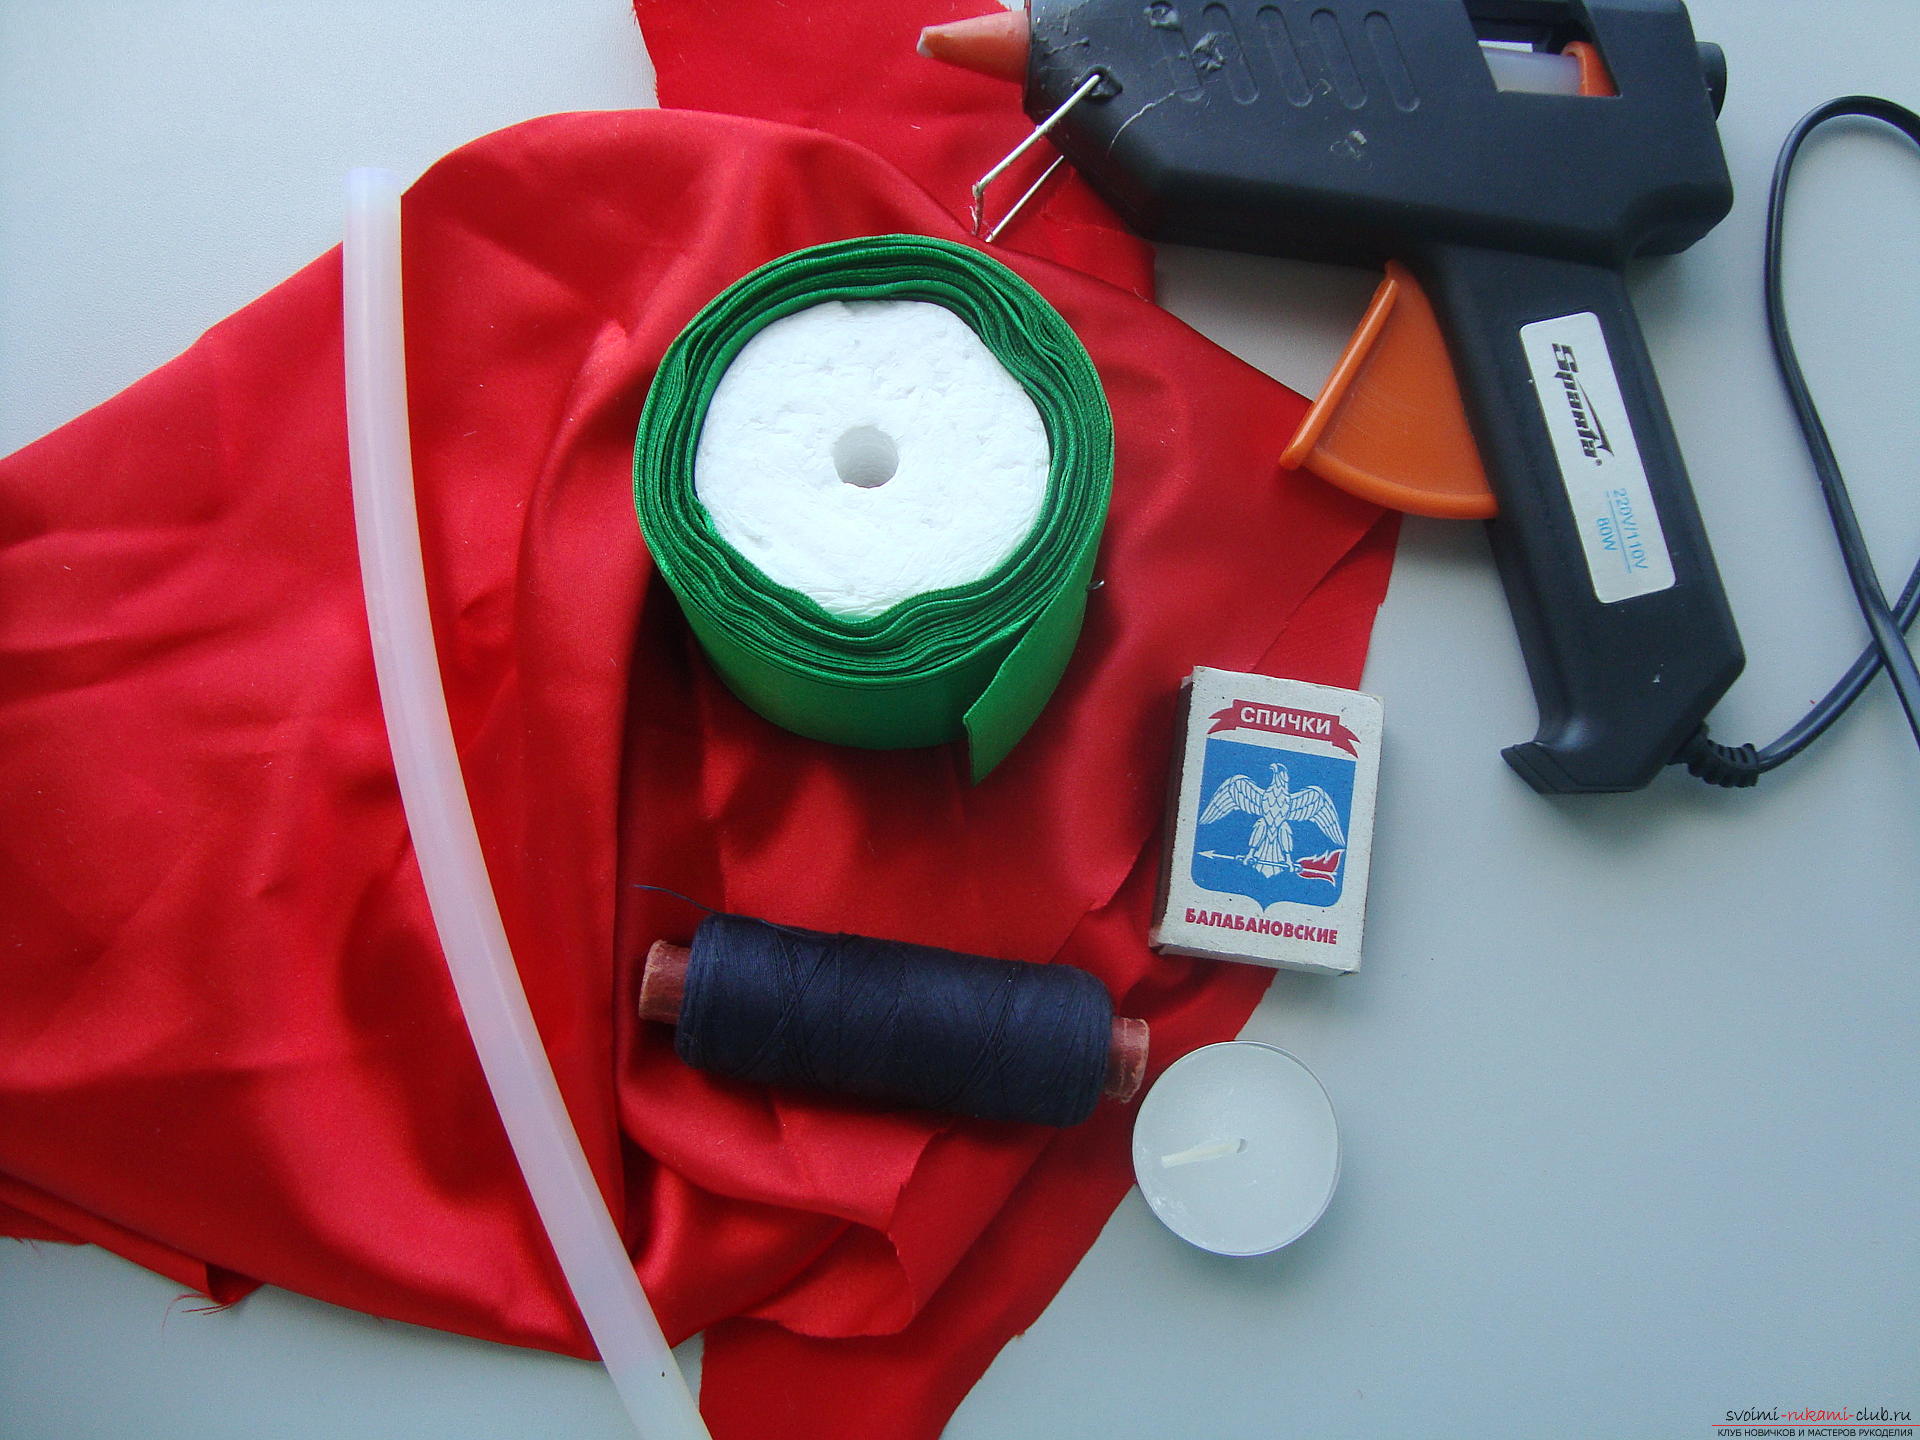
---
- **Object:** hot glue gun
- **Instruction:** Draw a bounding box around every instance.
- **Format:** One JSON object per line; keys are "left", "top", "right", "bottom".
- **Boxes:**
{"left": 927, "top": 0, "right": 1744, "bottom": 794}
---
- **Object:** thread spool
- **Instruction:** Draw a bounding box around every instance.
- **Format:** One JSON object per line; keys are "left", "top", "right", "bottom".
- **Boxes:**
{"left": 638, "top": 914, "right": 1148, "bottom": 1127}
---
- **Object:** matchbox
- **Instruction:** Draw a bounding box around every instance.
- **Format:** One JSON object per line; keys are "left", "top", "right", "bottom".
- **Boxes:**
{"left": 1151, "top": 667, "right": 1382, "bottom": 975}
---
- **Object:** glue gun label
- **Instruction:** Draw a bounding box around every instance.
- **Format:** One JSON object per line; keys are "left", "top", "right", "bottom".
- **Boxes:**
{"left": 1520, "top": 311, "right": 1676, "bottom": 604}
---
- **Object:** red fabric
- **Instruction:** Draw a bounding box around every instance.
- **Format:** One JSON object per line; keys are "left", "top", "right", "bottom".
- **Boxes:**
{"left": 696, "top": 520, "right": 1397, "bottom": 1437}
{"left": 634, "top": 0, "right": 1156, "bottom": 299}
{"left": 0, "top": 7, "right": 1397, "bottom": 1437}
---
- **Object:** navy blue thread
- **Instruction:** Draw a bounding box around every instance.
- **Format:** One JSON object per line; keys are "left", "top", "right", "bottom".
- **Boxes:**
{"left": 674, "top": 912, "right": 1113, "bottom": 1128}
{"left": 629, "top": 883, "right": 720, "bottom": 914}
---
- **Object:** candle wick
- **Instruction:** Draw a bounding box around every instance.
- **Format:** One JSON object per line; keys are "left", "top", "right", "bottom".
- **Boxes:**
{"left": 1158, "top": 1137, "right": 1248, "bottom": 1169}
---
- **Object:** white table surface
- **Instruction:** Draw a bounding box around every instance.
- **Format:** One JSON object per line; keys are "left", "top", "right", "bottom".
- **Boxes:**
{"left": 3, "top": 3, "right": 1917, "bottom": 1437}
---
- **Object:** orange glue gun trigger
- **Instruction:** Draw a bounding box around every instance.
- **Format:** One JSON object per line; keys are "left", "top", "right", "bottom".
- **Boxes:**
{"left": 1281, "top": 261, "right": 1497, "bottom": 521}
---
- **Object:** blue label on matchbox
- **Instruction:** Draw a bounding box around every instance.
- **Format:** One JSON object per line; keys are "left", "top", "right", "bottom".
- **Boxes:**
{"left": 1153, "top": 668, "right": 1380, "bottom": 975}
{"left": 1191, "top": 737, "right": 1354, "bottom": 910}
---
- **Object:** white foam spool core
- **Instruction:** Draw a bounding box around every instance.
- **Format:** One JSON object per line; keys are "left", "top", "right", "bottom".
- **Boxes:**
{"left": 1132, "top": 1041, "right": 1341, "bottom": 1256}
{"left": 693, "top": 299, "right": 1051, "bottom": 620}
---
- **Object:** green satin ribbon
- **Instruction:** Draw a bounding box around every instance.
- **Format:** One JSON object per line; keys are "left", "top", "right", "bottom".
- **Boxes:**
{"left": 633, "top": 235, "right": 1112, "bottom": 781}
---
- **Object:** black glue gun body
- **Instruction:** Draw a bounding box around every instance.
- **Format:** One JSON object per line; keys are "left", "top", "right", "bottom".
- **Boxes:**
{"left": 1025, "top": 0, "right": 1743, "bottom": 793}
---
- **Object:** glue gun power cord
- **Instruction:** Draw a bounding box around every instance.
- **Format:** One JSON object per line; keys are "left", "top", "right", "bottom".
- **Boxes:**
{"left": 1678, "top": 96, "right": 1920, "bottom": 788}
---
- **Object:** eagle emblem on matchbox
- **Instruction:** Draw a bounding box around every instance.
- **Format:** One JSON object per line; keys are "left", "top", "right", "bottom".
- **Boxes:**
{"left": 1153, "top": 667, "right": 1382, "bottom": 975}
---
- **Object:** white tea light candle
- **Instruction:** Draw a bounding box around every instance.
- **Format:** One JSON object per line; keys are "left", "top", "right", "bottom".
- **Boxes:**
{"left": 1131, "top": 1042, "right": 1340, "bottom": 1256}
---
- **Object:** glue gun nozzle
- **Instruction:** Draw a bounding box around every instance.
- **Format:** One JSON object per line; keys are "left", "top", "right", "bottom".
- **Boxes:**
{"left": 918, "top": 10, "right": 1030, "bottom": 84}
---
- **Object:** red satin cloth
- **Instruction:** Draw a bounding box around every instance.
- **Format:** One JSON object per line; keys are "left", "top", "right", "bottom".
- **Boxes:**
{"left": 634, "top": 0, "right": 1157, "bottom": 300}
{"left": 0, "top": 10, "right": 1397, "bottom": 1438}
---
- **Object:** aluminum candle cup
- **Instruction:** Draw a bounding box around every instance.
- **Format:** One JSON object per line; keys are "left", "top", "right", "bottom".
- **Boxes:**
{"left": 1131, "top": 1042, "right": 1340, "bottom": 1256}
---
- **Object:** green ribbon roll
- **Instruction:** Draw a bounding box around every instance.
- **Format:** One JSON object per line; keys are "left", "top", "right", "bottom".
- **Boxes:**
{"left": 633, "top": 235, "right": 1113, "bottom": 781}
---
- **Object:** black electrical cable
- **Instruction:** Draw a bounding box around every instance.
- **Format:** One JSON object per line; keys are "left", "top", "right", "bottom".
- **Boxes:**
{"left": 1678, "top": 96, "right": 1920, "bottom": 787}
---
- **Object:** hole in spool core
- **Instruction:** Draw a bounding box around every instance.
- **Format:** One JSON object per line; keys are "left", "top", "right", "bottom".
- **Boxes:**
{"left": 833, "top": 425, "right": 900, "bottom": 488}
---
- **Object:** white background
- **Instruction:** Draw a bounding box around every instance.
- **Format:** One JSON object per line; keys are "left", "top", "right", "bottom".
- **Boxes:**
{"left": 2, "top": 2, "right": 1916, "bottom": 1436}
